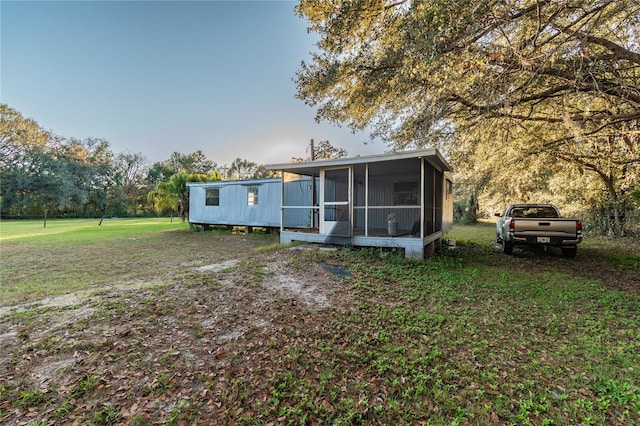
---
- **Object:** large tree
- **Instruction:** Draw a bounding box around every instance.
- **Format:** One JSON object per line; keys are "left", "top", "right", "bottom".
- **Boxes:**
{"left": 0, "top": 104, "right": 51, "bottom": 170}
{"left": 147, "top": 150, "right": 217, "bottom": 185}
{"left": 112, "top": 152, "right": 150, "bottom": 215}
{"left": 1, "top": 105, "right": 116, "bottom": 220}
{"left": 0, "top": 104, "right": 52, "bottom": 217}
{"left": 57, "top": 137, "right": 114, "bottom": 217}
{"left": 296, "top": 0, "right": 640, "bottom": 234}
{"left": 224, "top": 158, "right": 271, "bottom": 181}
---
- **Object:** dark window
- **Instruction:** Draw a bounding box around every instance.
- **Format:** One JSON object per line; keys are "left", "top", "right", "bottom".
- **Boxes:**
{"left": 446, "top": 179, "right": 453, "bottom": 199}
{"left": 394, "top": 182, "right": 418, "bottom": 205}
{"left": 205, "top": 188, "right": 219, "bottom": 206}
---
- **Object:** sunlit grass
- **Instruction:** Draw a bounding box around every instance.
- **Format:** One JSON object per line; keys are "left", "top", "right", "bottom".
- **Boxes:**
{"left": 447, "top": 221, "right": 497, "bottom": 245}
{"left": 0, "top": 218, "right": 278, "bottom": 305}
{"left": 0, "top": 217, "right": 186, "bottom": 242}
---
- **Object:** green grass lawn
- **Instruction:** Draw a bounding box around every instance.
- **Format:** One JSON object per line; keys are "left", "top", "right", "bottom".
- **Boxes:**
{"left": 325, "top": 226, "right": 639, "bottom": 425}
{"left": 0, "top": 218, "right": 276, "bottom": 305}
{"left": 0, "top": 217, "right": 187, "bottom": 242}
{"left": 0, "top": 219, "right": 638, "bottom": 425}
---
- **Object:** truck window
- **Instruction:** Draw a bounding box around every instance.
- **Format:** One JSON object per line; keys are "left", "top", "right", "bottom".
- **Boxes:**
{"left": 538, "top": 207, "right": 558, "bottom": 217}
{"left": 508, "top": 206, "right": 558, "bottom": 218}
{"left": 522, "top": 207, "right": 558, "bottom": 218}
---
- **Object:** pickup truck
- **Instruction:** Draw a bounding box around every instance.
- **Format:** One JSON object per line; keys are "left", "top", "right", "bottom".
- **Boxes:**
{"left": 495, "top": 204, "right": 583, "bottom": 257}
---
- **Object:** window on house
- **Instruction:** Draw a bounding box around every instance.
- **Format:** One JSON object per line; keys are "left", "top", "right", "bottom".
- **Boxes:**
{"left": 446, "top": 179, "right": 453, "bottom": 199}
{"left": 394, "top": 182, "right": 418, "bottom": 205}
{"left": 247, "top": 186, "right": 259, "bottom": 206}
{"left": 205, "top": 188, "right": 219, "bottom": 206}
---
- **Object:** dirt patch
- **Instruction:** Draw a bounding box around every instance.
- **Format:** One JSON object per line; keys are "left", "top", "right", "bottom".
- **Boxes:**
{"left": 0, "top": 246, "right": 354, "bottom": 424}
{"left": 259, "top": 256, "right": 335, "bottom": 308}
{"left": 0, "top": 293, "right": 80, "bottom": 318}
{"left": 195, "top": 259, "right": 239, "bottom": 272}
{"left": 1, "top": 238, "right": 638, "bottom": 425}
{"left": 264, "top": 274, "right": 330, "bottom": 307}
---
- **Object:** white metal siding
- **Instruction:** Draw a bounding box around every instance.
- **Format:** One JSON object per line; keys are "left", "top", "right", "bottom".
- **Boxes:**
{"left": 189, "top": 179, "right": 313, "bottom": 228}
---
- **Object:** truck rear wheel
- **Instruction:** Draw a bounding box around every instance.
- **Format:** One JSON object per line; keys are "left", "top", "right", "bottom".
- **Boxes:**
{"left": 562, "top": 247, "right": 577, "bottom": 258}
{"left": 502, "top": 240, "right": 513, "bottom": 255}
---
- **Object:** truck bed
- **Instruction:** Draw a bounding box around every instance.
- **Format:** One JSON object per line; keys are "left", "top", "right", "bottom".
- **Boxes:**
{"left": 512, "top": 217, "right": 580, "bottom": 238}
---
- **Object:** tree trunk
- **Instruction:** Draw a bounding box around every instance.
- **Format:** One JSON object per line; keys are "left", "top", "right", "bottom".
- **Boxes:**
{"left": 609, "top": 201, "right": 626, "bottom": 237}
{"left": 180, "top": 196, "right": 189, "bottom": 223}
{"left": 599, "top": 172, "right": 626, "bottom": 237}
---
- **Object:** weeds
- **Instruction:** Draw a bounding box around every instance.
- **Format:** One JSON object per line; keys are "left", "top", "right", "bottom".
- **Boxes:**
{"left": 165, "top": 400, "right": 198, "bottom": 425}
{"left": 54, "top": 399, "right": 73, "bottom": 417}
{"left": 92, "top": 404, "right": 121, "bottom": 425}
{"left": 73, "top": 374, "right": 100, "bottom": 398}
{"left": 15, "top": 389, "right": 47, "bottom": 407}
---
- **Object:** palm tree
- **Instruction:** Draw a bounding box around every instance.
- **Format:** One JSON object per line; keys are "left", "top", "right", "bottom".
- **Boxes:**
{"left": 147, "top": 171, "right": 188, "bottom": 221}
{"left": 147, "top": 170, "right": 218, "bottom": 222}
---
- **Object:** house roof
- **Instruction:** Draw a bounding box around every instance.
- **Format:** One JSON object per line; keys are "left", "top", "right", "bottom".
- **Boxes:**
{"left": 186, "top": 178, "right": 279, "bottom": 188}
{"left": 265, "top": 148, "right": 452, "bottom": 177}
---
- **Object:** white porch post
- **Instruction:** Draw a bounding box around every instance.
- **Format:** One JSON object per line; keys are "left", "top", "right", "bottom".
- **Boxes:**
{"left": 280, "top": 171, "right": 284, "bottom": 232}
{"left": 365, "top": 163, "right": 369, "bottom": 237}
{"left": 420, "top": 157, "right": 425, "bottom": 239}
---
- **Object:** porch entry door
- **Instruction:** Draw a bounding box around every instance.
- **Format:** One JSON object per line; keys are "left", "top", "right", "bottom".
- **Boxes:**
{"left": 320, "top": 167, "right": 351, "bottom": 237}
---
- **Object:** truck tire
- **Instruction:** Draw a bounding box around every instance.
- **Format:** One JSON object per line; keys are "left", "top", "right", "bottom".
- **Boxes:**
{"left": 502, "top": 240, "right": 513, "bottom": 255}
{"left": 562, "top": 247, "right": 577, "bottom": 258}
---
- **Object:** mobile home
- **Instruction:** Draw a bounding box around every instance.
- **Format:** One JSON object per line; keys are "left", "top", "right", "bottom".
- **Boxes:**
{"left": 187, "top": 177, "right": 317, "bottom": 231}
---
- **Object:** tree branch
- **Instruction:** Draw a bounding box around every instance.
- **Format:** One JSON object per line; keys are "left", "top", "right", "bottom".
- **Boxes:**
{"left": 554, "top": 23, "right": 640, "bottom": 66}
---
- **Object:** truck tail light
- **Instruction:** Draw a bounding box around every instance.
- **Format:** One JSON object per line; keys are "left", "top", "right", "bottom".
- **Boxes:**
{"left": 508, "top": 218, "right": 515, "bottom": 232}
{"left": 576, "top": 220, "right": 583, "bottom": 235}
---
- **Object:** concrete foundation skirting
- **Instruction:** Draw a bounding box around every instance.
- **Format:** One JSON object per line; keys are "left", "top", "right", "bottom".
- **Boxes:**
{"left": 280, "top": 231, "right": 443, "bottom": 259}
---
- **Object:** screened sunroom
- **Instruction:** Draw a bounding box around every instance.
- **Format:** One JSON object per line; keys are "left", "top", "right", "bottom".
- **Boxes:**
{"left": 267, "top": 148, "right": 453, "bottom": 258}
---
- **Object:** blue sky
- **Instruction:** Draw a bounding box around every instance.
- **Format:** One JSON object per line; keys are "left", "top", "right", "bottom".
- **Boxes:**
{"left": 1, "top": 0, "right": 382, "bottom": 166}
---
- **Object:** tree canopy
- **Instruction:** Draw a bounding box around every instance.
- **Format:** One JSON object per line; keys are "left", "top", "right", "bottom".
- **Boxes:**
{"left": 223, "top": 158, "right": 272, "bottom": 181}
{"left": 1, "top": 105, "right": 116, "bottom": 219}
{"left": 0, "top": 104, "right": 228, "bottom": 220}
{"left": 291, "top": 140, "right": 349, "bottom": 162}
{"left": 147, "top": 150, "right": 217, "bottom": 185}
{"left": 295, "top": 0, "right": 640, "bottom": 234}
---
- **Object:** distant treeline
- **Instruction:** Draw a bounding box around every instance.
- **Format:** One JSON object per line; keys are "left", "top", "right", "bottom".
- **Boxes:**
{"left": 0, "top": 104, "right": 271, "bottom": 220}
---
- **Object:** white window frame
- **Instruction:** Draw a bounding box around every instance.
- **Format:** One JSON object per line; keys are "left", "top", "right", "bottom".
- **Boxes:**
{"left": 247, "top": 186, "right": 259, "bottom": 206}
{"left": 205, "top": 188, "right": 219, "bottom": 206}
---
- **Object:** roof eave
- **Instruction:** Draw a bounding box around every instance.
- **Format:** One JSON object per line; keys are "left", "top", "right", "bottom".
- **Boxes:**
{"left": 265, "top": 148, "right": 451, "bottom": 175}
